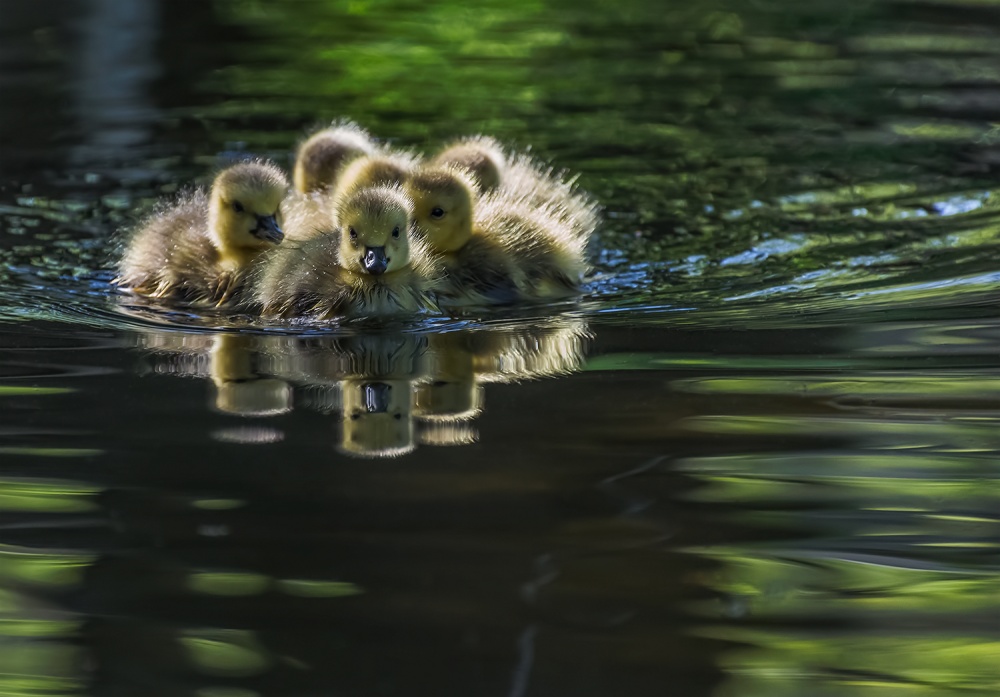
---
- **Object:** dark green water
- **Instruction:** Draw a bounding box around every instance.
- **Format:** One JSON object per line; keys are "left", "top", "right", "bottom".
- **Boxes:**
{"left": 2, "top": 0, "right": 1000, "bottom": 695}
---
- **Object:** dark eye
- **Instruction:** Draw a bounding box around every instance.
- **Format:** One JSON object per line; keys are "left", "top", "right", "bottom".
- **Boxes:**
{"left": 232, "top": 201, "right": 244, "bottom": 213}
{"left": 430, "top": 207, "right": 445, "bottom": 219}
{"left": 349, "top": 227, "right": 357, "bottom": 240}
{"left": 392, "top": 226, "right": 400, "bottom": 239}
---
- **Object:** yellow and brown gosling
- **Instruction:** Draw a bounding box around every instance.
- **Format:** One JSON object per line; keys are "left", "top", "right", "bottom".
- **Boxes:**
{"left": 405, "top": 165, "right": 591, "bottom": 306}
{"left": 405, "top": 165, "right": 523, "bottom": 305}
{"left": 116, "top": 160, "right": 288, "bottom": 306}
{"left": 255, "top": 184, "right": 441, "bottom": 319}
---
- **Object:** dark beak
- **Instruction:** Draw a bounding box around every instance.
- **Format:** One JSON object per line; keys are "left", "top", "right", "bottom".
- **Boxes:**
{"left": 253, "top": 214, "right": 284, "bottom": 244}
{"left": 361, "top": 382, "right": 392, "bottom": 413}
{"left": 362, "top": 246, "right": 388, "bottom": 275}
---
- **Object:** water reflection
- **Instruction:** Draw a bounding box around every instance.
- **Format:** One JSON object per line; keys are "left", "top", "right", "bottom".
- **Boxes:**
{"left": 6, "top": 0, "right": 1000, "bottom": 693}
{"left": 2, "top": 318, "right": 1000, "bottom": 693}
{"left": 133, "top": 316, "right": 591, "bottom": 457}
{"left": 659, "top": 326, "right": 1000, "bottom": 696}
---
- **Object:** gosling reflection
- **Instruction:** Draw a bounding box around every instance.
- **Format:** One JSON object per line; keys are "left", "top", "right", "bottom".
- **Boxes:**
{"left": 130, "top": 316, "right": 590, "bottom": 456}
{"left": 209, "top": 334, "right": 292, "bottom": 417}
{"left": 415, "top": 332, "right": 484, "bottom": 429}
{"left": 133, "top": 332, "right": 293, "bottom": 419}
{"left": 340, "top": 379, "right": 415, "bottom": 458}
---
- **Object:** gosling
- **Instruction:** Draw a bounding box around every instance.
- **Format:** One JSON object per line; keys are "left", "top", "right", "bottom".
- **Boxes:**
{"left": 255, "top": 185, "right": 441, "bottom": 319}
{"left": 116, "top": 160, "right": 288, "bottom": 306}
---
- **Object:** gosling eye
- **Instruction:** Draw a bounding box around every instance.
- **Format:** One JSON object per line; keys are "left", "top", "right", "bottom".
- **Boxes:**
{"left": 392, "top": 226, "right": 400, "bottom": 239}
{"left": 349, "top": 227, "right": 358, "bottom": 244}
{"left": 232, "top": 201, "right": 244, "bottom": 213}
{"left": 430, "top": 207, "right": 445, "bottom": 220}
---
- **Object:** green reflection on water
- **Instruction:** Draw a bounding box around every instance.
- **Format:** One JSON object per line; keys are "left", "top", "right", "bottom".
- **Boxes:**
{"left": 0, "top": 387, "right": 72, "bottom": 396}
{"left": 711, "top": 635, "right": 1000, "bottom": 696}
{"left": 181, "top": 630, "right": 272, "bottom": 678}
{"left": 207, "top": 0, "right": 556, "bottom": 134}
{"left": 0, "top": 644, "right": 83, "bottom": 697}
{"left": 0, "top": 448, "right": 101, "bottom": 458}
{"left": 190, "top": 498, "right": 247, "bottom": 510}
{"left": 674, "top": 374, "right": 1000, "bottom": 398}
{"left": 693, "top": 550, "right": 1000, "bottom": 616}
{"left": 682, "top": 415, "right": 1000, "bottom": 442}
{"left": 276, "top": 579, "right": 363, "bottom": 598}
{"left": 0, "top": 547, "right": 94, "bottom": 587}
{"left": 0, "top": 481, "right": 99, "bottom": 513}
{"left": 8, "top": 0, "right": 1000, "bottom": 695}
{"left": 187, "top": 572, "right": 271, "bottom": 596}
{"left": 195, "top": 688, "right": 261, "bottom": 697}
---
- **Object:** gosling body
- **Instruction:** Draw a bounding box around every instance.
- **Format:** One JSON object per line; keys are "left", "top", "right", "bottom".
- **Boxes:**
{"left": 500, "top": 152, "right": 600, "bottom": 246}
{"left": 116, "top": 161, "right": 288, "bottom": 306}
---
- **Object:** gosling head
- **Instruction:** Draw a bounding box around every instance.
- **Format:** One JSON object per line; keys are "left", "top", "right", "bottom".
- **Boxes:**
{"left": 404, "top": 166, "right": 476, "bottom": 254}
{"left": 432, "top": 136, "right": 506, "bottom": 193}
{"left": 337, "top": 185, "right": 413, "bottom": 277}
{"left": 208, "top": 161, "right": 289, "bottom": 259}
{"left": 334, "top": 153, "right": 418, "bottom": 201}
{"left": 293, "top": 122, "right": 375, "bottom": 194}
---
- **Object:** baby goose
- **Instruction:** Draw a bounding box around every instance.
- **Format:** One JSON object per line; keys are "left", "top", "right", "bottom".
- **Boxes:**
{"left": 116, "top": 161, "right": 288, "bottom": 306}
{"left": 405, "top": 165, "right": 590, "bottom": 304}
{"left": 433, "top": 136, "right": 599, "bottom": 246}
{"left": 432, "top": 135, "right": 506, "bottom": 193}
{"left": 255, "top": 185, "right": 441, "bottom": 319}
{"left": 292, "top": 121, "right": 376, "bottom": 195}
{"left": 405, "top": 166, "right": 524, "bottom": 305}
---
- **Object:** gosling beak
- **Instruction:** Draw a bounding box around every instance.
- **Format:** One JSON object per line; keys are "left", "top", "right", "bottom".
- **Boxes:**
{"left": 361, "top": 382, "right": 392, "bottom": 413}
{"left": 252, "top": 214, "right": 284, "bottom": 244}
{"left": 362, "top": 246, "right": 389, "bottom": 275}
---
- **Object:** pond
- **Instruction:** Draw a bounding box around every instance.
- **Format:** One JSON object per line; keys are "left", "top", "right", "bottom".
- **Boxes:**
{"left": 1, "top": 0, "right": 1000, "bottom": 694}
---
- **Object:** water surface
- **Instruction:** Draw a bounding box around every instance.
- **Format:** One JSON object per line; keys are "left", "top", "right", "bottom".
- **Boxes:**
{"left": 1, "top": 0, "right": 1000, "bottom": 695}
